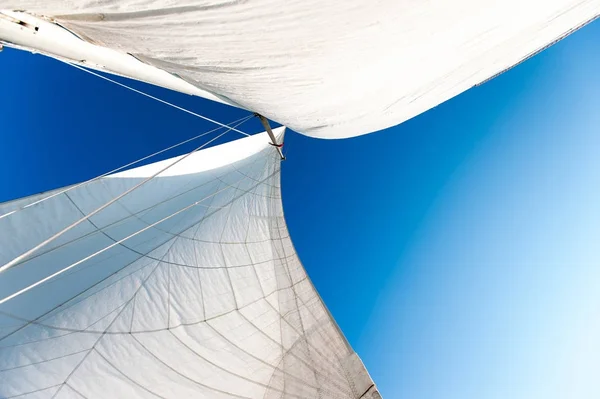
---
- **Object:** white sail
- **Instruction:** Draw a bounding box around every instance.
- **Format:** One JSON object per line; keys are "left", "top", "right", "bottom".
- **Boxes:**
{"left": 0, "top": 129, "right": 380, "bottom": 398}
{"left": 1, "top": 0, "right": 599, "bottom": 138}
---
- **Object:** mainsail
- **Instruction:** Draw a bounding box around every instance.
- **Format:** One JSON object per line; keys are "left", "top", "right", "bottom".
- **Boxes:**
{"left": 0, "top": 129, "right": 379, "bottom": 398}
{"left": 1, "top": 1, "right": 599, "bottom": 138}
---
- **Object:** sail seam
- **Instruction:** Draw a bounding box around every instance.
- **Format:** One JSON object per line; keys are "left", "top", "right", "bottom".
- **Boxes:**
{"left": 0, "top": 176, "right": 245, "bottom": 306}
{"left": 0, "top": 164, "right": 281, "bottom": 340}
{"left": 48, "top": 242, "right": 173, "bottom": 399}
{"left": 268, "top": 218, "right": 352, "bottom": 394}
{"left": 0, "top": 276, "right": 309, "bottom": 349}
{"left": 273, "top": 211, "right": 324, "bottom": 397}
{"left": 0, "top": 121, "right": 243, "bottom": 274}
{"left": 12, "top": 164, "right": 264, "bottom": 269}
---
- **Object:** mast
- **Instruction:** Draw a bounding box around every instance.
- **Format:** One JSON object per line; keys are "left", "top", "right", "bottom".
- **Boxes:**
{"left": 256, "top": 114, "right": 286, "bottom": 160}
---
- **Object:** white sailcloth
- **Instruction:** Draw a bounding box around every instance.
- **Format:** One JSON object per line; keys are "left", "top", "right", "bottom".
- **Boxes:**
{"left": 0, "top": 129, "right": 379, "bottom": 398}
{"left": 1, "top": 0, "right": 599, "bottom": 138}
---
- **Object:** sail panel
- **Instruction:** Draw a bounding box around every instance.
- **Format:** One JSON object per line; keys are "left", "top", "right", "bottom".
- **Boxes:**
{"left": 2, "top": 1, "right": 599, "bottom": 139}
{"left": 0, "top": 129, "right": 380, "bottom": 398}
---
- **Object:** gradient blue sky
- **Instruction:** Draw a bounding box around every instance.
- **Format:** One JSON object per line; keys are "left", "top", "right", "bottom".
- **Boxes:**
{"left": 2, "top": 19, "right": 600, "bottom": 398}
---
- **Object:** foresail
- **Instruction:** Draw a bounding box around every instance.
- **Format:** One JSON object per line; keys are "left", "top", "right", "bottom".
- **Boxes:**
{"left": 0, "top": 129, "right": 380, "bottom": 398}
{"left": 1, "top": 1, "right": 599, "bottom": 139}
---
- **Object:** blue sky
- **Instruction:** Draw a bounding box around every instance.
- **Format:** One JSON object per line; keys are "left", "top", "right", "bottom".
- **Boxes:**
{"left": 2, "top": 19, "right": 600, "bottom": 398}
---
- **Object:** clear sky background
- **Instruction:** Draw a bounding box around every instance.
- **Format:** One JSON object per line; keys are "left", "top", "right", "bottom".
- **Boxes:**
{"left": 2, "top": 19, "right": 600, "bottom": 398}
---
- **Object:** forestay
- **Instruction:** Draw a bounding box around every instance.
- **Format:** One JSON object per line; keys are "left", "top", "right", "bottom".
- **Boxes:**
{"left": 1, "top": 0, "right": 599, "bottom": 138}
{"left": 0, "top": 129, "right": 380, "bottom": 398}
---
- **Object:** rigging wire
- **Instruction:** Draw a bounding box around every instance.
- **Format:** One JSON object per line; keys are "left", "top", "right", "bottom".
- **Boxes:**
{"left": 0, "top": 176, "right": 244, "bottom": 306}
{"left": 0, "top": 154, "right": 277, "bottom": 307}
{"left": 0, "top": 115, "right": 253, "bottom": 221}
{"left": 0, "top": 116, "right": 253, "bottom": 275}
{"left": 66, "top": 62, "right": 250, "bottom": 137}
